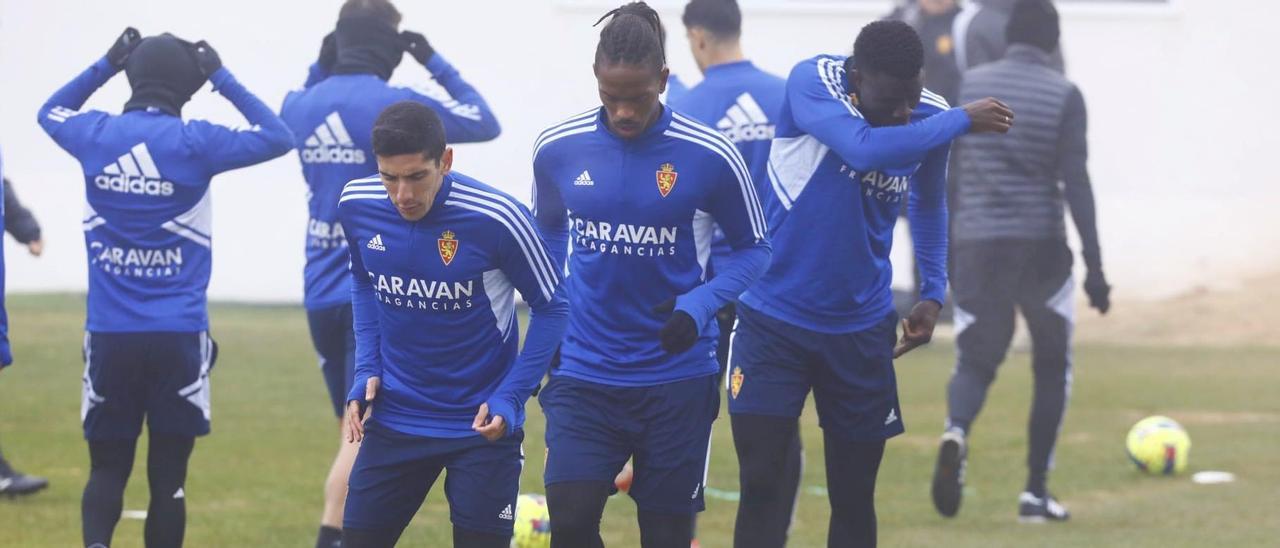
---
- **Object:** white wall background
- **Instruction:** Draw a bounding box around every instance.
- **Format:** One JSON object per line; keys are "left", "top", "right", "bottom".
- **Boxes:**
{"left": 0, "top": 0, "right": 1275, "bottom": 304}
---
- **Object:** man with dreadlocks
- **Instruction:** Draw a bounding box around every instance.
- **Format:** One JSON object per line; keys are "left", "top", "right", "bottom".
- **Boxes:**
{"left": 726, "top": 20, "right": 1013, "bottom": 547}
{"left": 531, "top": 2, "right": 770, "bottom": 546}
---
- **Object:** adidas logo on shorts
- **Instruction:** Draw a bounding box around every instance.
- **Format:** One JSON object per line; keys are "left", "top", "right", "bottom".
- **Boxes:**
{"left": 94, "top": 143, "right": 176, "bottom": 197}
{"left": 574, "top": 170, "right": 595, "bottom": 186}
{"left": 366, "top": 234, "right": 386, "bottom": 252}
{"left": 716, "top": 92, "right": 775, "bottom": 143}
{"left": 302, "top": 112, "right": 367, "bottom": 165}
{"left": 498, "top": 504, "right": 513, "bottom": 520}
{"left": 885, "top": 408, "right": 898, "bottom": 426}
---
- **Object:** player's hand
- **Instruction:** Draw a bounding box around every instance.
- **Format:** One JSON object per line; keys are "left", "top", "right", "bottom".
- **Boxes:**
{"left": 472, "top": 403, "right": 507, "bottom": 442}
{"left": 318, "top": 31, "right": 338, "bottom": 70}
{"left": 106, "top": 27, "right": 143, "bottom": 69}
{"left": 190, "top": 40, "right": 222, "bottom": 80}
{"left": 1084, "top": 269, "right": 1111, "bottom": 315}
{"left": 894, "top": 300, "right": 942, "bottom": 358}
{"left": 398, "top": 30, "right": 435, "bottom": 66}
{"left": 344, "top": 376, "right": 380, "bottom": 443}
{"left": 27, "top": 240, "right": 44, "bottom": 257}
{"left": 961, "top": 98, "right": 1014, "bottom": 134}
{"left": 652, "top": 298, "right": 699, "bottom": 354}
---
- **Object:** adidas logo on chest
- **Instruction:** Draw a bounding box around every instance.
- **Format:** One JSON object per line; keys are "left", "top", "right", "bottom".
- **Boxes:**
{"left": 302, "top": 112, "right": 367, "bottom": 165}
{"left": 574, "top": 170, "right": 595, "bottom": 186}
{"left": 95, "top": 143, "right": 175, "bottom": 197}
{"left": 367, "top": 234, "right": 386, "bottom": 252}
{"left": 717, "top": 92, "right": 775, "bottom": 143}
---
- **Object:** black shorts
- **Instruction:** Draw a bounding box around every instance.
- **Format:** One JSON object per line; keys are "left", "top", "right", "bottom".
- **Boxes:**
{"left": 307, "top": 304, "right": 356, "bottom": 418}
{"left": 81, "top": 331, "right": 217, "bottom": 440}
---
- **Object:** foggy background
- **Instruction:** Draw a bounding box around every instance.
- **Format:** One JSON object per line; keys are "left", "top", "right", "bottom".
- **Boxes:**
{"left": 0, "top": 0, "right": 1274, "bottom": 304}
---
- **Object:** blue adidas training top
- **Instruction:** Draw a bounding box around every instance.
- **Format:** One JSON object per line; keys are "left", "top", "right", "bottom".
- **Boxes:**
{"left": 38, "top": 56, "right": 293, "bottom": 332}
{"left": 533, "top": 105, "right": 771, "bottom": 387}
{"left": 669, "top": 60, "right": 785, "bottom": 275}
{"left": 339, "top": 172, "right": 567, "bottom": 438}
{"left": 740, "top": 54, "right": 967, "bottom": 334}
{"left": 282, "top": 53, "right": 500, "bottom": 311}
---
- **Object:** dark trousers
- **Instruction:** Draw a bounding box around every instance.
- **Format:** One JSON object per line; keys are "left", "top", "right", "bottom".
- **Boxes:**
{"left": 947, "top": 239, "right": 1074, "bottom": 485}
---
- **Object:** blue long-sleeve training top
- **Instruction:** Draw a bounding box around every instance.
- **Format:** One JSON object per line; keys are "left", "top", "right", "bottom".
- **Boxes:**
{"left": 282, "top": 53, "right": 501, "bottom": 311}
{"left": 532, "top": 105, "right": 771, "bottom": 387}
{"left": 668, "top": 60, "right": 785, "bottom": 276}
{"left": 740, "top": 54, "right": 966, "bottom": 334}
{"left": 38, "top": 56, "right": 293, "bottom": 332}
{"left": 339, "top": 171, "right": 566, "bottom": 438}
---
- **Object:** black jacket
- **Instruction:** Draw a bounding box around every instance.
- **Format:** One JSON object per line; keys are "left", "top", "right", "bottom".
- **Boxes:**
{"left": 3, "top": 179, "right": 41, "bottom": 244}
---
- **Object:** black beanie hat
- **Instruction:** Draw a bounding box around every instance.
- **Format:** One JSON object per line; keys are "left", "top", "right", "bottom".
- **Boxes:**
{"left": 124, "top": 34, "right": 207, "bottom": 116}
{"left": 331, "top": 16, "right": 403, "bottom": 80}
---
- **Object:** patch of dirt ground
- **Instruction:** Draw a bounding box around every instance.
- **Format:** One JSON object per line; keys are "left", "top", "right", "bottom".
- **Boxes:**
{"left": 1073, "top": 271, "right": 1280, "bottom": 347}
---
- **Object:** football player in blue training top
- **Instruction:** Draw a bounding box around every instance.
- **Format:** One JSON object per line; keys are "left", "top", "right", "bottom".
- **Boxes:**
{"left": 532, "top": 3, "right": 770, "bottom": 546}
{"left": 338, "top": 101, "right": 566, "bottom": 548}
{"left": 38, "top": 28, "right": 293, "bottom": 548}
{"left": 279, "top": 1, "right": 501, "bottom": 545}
{"left": 727, "top": 20, "right": 1013, "bottom": 547}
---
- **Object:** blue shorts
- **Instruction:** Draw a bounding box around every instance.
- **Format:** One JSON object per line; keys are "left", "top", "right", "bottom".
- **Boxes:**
{"left": 344, "top": 424, "right": 525, "bottom": 536}
{"left": 539, "top": 373, "right": 719, "bottom": 514}
{"left": 728, "top": 304, "right": 904, "bottom": 442}
{"left": 81, "top": 331, "right": 218, "bottom": 441}
{"left": 307, "top": 304, "right": 355, "bottom": 418}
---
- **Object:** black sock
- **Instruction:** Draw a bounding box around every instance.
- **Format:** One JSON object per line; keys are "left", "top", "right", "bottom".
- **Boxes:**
{"left": 638, "top": 509, "right": 694, "bottom": 548}
{"left": 823, "top": 433, "right": 885, "bottom": 548}
{"left": 144, "top": 434, "right": 195, "bottom": 548}
{"left": 317, "top": 525, "right": 343, "bottom": 548}
{"left": 83, "top": 438, "right": 138, "bottom": 548}
{"left": 1025, "top": 472, "right": 1048, "bottom": 498}
{"left": 546, "top": 481, "right": 610, "bottom": 548}
{"left": 731, "top": 414, "right": 803, "bottom": 548}
{"left": 452, "top": 525, "right": 509, "bottom": 548}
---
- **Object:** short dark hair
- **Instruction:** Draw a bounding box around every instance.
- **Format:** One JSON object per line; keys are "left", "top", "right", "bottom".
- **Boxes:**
{"left": 371, "top": 102, "right": 446, "bottom": 160}
{"left": 682, "top": 0, "right": 741, "bottom": 40}
{"left": 848, "top": 20, "right": 924, "bottom": 80}
{"left": 339, "top": 0, "right": 402, "bottom": 28}
{"left": 594, "top": 2, "right": 667, "bottom": 72}
{"left": 1007, "top": 0, "right": 1060, "bottom": 53}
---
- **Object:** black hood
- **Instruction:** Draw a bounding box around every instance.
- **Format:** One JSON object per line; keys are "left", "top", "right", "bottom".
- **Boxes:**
{"left": 330, "top": 16, "right": 403, "bottom": 80}
{"left": 124, "top": 34, "right": 206, "bottom": 117}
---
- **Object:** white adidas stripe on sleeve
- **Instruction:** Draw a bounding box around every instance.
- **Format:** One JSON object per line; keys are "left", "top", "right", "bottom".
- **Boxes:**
{"left": 450, "top": 184, "right": 560, "bottom": 302}
{"left": 669, "top": 113, "right": 768, "bottom": 240}
{"left": 532, "top": 109, "right": 599, "bottom": 162}
{"left": 818, "top": 58, "right": 862, "bottom": 120}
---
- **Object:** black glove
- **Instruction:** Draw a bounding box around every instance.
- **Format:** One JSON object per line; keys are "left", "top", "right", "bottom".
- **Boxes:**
{"left": 1084, "top": 269, "right": 1111, "bottom": 315}
{"left": 653, "top": 298, "right": 699, "bottom": 354}
{"left": 106, "top": 27, "right": 142, "bottom": 68}
{"left": 190, "top": 40, "right": 223, "bottom": 80}
{"left": 399, "top": 30, "right": 435, "bottom": 66}
{"left": 318, "top": 31, "right": 338, "bottom": 70}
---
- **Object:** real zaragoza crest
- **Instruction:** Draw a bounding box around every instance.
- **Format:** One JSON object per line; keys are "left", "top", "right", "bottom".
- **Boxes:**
{"left": 438, "top": 230, "right": 458, "bottom": 266}
{"left": 730, "top": 366, "right": 744, "bottom": 399}
{"left": 656, "top": 162, "right": 678, "bottom": 197}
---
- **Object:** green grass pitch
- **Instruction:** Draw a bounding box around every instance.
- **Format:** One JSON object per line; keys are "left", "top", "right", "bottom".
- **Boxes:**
{"left": 0, "top": 294, "right": 1276, "bottom": 546}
